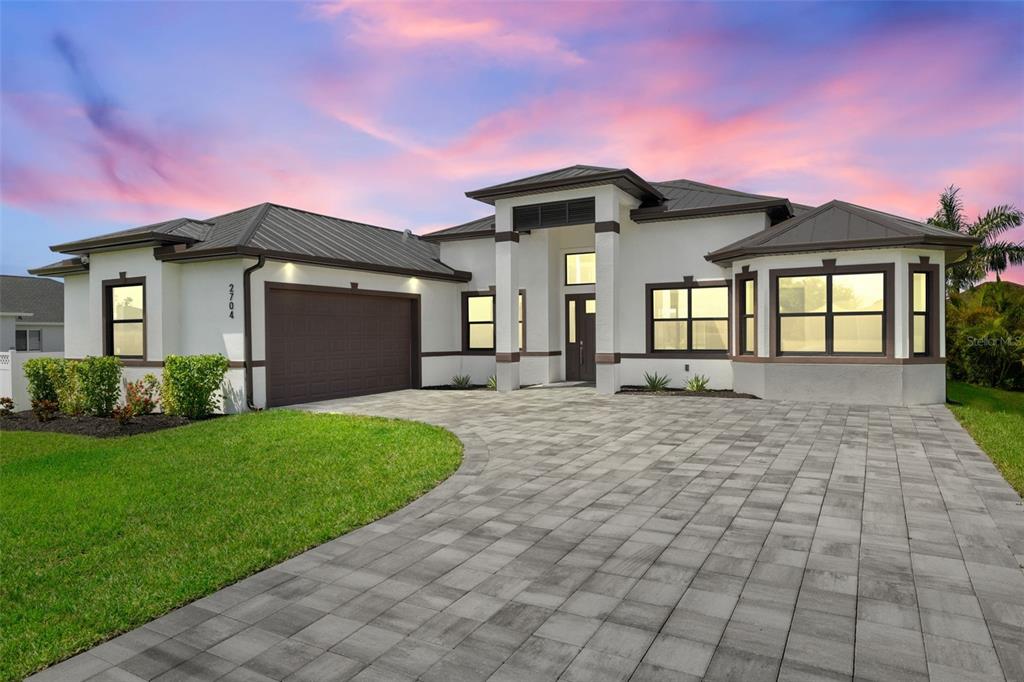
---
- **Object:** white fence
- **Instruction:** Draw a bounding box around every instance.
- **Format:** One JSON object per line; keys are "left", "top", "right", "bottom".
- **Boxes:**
{"left": 0, "top": 351, "right": 63, "bottom": 410}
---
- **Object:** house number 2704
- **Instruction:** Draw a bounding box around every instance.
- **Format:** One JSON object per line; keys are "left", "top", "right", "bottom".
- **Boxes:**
{"left": 228, "top": 283, "right": 235, "bottom": 319}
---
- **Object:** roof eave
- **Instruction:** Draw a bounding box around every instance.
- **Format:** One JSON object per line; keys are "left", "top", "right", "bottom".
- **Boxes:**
{"left": 466, "top": 169, "right": 665, "bottom": 205}
{"left": 705, "top": 235, "right": 981, "bottom": 265}
{"left": 421, "top": 230, "right": 496, "bottom": 243}
{"left": 28, "top": 262, "right": 89, "bottom": 277}
{"left": 632, "top": 199, "right": 793, "bottom": 223}
{"left": 156, "top": 246, "right": 473, "bottom": 283}
{"left": 51, "top": 232, "right": 196, "bottom": 255}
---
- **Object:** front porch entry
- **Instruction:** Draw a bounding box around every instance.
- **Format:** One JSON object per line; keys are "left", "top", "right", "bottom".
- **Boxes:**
{"left": 565, "top": 293, "right": 596, "bottom": 382}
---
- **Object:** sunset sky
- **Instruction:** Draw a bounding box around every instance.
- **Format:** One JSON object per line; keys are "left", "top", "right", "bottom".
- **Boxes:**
{"left": 2, "top": 1, "right": 1022, "bottom": 280}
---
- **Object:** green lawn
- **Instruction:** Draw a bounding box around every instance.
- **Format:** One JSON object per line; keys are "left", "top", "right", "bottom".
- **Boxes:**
{"left": 0, "top": 411, "right": 462, "bottom": 681}
{"left": 947, "top": 381, "right": 1024, "bottom": 497}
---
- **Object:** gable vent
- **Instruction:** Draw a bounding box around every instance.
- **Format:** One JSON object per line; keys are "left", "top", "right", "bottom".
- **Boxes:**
{"left": 513, "top": 197, "right": 595, "bottom": 230}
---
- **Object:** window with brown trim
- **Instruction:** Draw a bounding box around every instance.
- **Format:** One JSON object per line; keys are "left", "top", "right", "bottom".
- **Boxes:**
{"left": 105, "top": 280, "right": 146, "bottom": 358}
{"left": 462, "top": 291, "right": 525, "bottom": 352}
{"left": 776, "top": 271, "right": 886, "bottom": 356}
{"left": 737, "top": 275, "right": 756, "bottom": 355}
{"left": 909, "top": 263, "right": 939, "bottom": 357}
{"left": 647, "top": 282, "right": 730, "bottom": 355}
{"left": 565, "top": 252, "right": 596, "bottom": 285}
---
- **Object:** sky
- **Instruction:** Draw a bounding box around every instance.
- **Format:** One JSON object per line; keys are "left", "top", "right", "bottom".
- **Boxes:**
{"left": 1, "top": 1, "right": 1022, "bottom": 280}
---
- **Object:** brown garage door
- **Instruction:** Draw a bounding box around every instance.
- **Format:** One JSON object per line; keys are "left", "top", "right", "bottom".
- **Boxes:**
{"left": 266, "top": 284, "right": 418, "bottom": 406}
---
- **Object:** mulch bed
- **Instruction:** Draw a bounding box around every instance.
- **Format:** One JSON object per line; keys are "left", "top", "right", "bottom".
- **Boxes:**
{"left": 619, "top": 386, "right": 758, "bottom": 399}
{"left": 0, "top": 411, "right": 206, "bottom": 438}
{"left": 421, "top": 385, "right": 489, "bottom": 391}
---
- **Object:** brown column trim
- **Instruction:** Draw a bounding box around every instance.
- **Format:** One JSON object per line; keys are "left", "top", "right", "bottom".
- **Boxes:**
{"left": 594, "top": 221, "right": 620, "bottom": 234}
{"left": 496, "top": 352, "right": 521, "bottom": 363}
{"left": 495, "top": 231, "right": 520, "bottom": 243}
{"left": 422, "top": 350, "right": 496, "bottom": 357}
{"left": 595, "top": 353, "right": 620, "bottom": 364}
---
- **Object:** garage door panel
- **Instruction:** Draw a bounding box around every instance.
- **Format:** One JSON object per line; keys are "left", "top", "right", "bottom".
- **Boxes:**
{"left": 266, "top": 287, "right": 416, "bottom": 406}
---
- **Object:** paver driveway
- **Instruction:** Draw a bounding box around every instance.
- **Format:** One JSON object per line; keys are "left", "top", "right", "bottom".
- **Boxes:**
{"left": 36, "top": 386, "right": 1023, "bottom": 682}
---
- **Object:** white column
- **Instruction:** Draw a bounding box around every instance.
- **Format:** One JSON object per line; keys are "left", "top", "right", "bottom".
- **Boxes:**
{"left": 595, "top": 218, "right": 621, "bottom": 395}
{"left": 494, "top": 204, "right": 520, "bottom": 392}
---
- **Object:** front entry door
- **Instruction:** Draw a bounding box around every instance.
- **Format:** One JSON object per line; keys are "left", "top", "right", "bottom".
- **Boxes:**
{"left": 565, "top": 294, "right": 596, "bottom": 382}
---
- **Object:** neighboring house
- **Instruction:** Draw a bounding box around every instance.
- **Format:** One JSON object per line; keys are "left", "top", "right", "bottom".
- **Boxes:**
{"left": 30, "top": 165, "right": 977, "bottom": 410}
{"left": 0, "top": 275, "right": 64, "bottom": 352}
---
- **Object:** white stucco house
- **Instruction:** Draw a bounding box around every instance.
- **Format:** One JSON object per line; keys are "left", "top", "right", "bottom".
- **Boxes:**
{"left": 30, "top": 165, "right": 976, "bottom": 410}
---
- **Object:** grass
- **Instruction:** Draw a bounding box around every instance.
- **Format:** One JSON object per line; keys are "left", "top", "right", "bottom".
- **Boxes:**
{"left": 947, "top": 381, "right": 1024, "bottom": 497}
{"left": 0, "top": 410, "right": 462, "bottom": 681}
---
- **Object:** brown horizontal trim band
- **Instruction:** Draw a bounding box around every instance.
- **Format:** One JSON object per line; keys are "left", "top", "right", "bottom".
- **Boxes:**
{"left": 422, "top": 350, "right": 495, "bottom": 357}
{"left": 521, "top": 351, "right": 562, "bottom": 357}
{"left": 632, "top": 199, "right": 791, "bottom": 224}
{"left": 728, "top": 355, "right": 945, "bottom": 365}
{"left": 495, "top": 352, "right": 520, "bottom": 363}
{"left": 595, "top": 353, "right": 620, "bottom": 364}
{"left": 494, "top": 231, "right": 520, "bottom": 243}
{"left": 266, "top": 281, "right": 420, "bottom": 301}
{"left": 620, "top": 352, "right": 729, "bottom": 360}
{"left": 156, "top": 246, "right": 473, "bottom": 283}
{"left": 594, "top": 221, "right": 620, "bottom": 234}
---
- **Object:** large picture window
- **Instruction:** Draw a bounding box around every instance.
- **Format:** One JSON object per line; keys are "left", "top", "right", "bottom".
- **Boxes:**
{"left": 776, "top": 270, "right": 887, "bottom": 356}
{"left": 565, "top": 252, "right": 596, "bottom": 285}
{"left": 648, "top": 282, "right": 729, "bottom": 354}
{"left": 105, "top": 279, "right": 145, "bottom": 358}
{"left": 462, "top": 292, "right": 525, "bottom": 352}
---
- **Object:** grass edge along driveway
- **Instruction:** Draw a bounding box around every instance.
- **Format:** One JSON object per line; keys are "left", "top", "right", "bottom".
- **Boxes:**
{"left": 947, "top": 380, "right": 1024, "bottom": 497}
{"left": 0, "top": 410, "right": 462, "bottom": 681}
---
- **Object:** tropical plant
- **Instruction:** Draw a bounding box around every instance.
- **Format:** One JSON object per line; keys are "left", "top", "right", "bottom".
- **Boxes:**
{"left": 112, "top": 403, "right": 135, "bottom": 426}
{"left": 486, "top": 375, "right": 497, "bottom": 390}
{"left": 125, "top": 374, "right": 160, "bottom": 415}
{"left": 946, "top": 281, "right": 1024, "bottom": 390}
{"left": 0, "top": 396, "right": 14, "bottom": 417}
{"left": 162, "top": 354, "right": 230, "bottom": 418}
{"left": 31, "top": 399, "right": 59, "bottom": 422}
{"left": 927, "top": 186, "right": 1024, "bottom": 291}
{"left": 451, "top": 374, "right": 472, "bottom": 389}
{"left": 685, "top": 374, "right": 711, "bottom": 392}
{"left": 643, "top": 371, "right": 671, "bottom": 391}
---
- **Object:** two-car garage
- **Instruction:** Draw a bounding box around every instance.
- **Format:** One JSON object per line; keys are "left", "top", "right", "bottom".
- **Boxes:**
{"left": 264, "top": 283, "right": 419, "bottom": 407}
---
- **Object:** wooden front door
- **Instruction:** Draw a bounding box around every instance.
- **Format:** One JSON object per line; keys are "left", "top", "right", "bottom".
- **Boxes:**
{"left": 565, "top": 294, "right": 596, "bottom": 382}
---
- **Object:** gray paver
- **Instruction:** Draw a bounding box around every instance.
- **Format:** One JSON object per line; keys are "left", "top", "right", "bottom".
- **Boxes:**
{"left": 28, "top": 386, "right": 1024, "bottom": 682}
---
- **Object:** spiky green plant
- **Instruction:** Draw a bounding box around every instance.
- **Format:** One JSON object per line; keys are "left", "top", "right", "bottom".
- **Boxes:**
{"left": 451, "top": 374, "right": 473, "bottom": 389}
{"left": 643, "top": 371, "right": 671, "bottom": 391}
{"left": 486, "top": 375, "right": 497, "bottom": 390}
{"left": 685, "top": 374, "right": 711, "bottom": 392}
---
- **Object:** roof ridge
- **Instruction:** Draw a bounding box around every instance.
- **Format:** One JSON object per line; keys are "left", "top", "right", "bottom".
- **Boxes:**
{"left": 236, "top": 203, "right": 275, "bottom": 247}
{"left": 831, "top": 200, "right": 924, "bottom": 238}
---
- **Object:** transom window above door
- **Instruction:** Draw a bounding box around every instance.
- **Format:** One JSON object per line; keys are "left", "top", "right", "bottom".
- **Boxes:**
{"left": 565, "top": 252, "right": 596, "bottom": 285}
{"left": 648, "top": 283, "right": 729, "bottom": 354}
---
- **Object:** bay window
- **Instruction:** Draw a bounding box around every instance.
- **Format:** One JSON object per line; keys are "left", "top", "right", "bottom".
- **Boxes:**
{"left": 775, "top": 268, "right": 888, "bottom": 356}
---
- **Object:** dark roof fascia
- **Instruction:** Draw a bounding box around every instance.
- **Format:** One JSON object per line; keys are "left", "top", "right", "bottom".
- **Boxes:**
{"left": 705, "top": 234, "right": 980, "bottom": 264}
{"left": 631, "top": 199, "right": 793, "bottom": 223}
{"left": 421, "top": 230, "right": 496, "bottom": 243}
{"left": 51, "top": 232, "right": 197, "bottom": 255}
{"left": 155, "top": 245, "right": 473, "bottom": 283}
{"left": 466, "top": 169, "right": 666, "bottom": 205}
{"left": 28, "top": 259, "right": 89, "bottom": 276}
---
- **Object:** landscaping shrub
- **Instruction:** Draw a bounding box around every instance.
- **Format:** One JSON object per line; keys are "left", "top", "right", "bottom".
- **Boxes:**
{"left": 112, "top": 403, "right": 135, "bottom": 425}
{"left": 451, "top": 374, "right": 472, "bottom": 389}
{"left": 22, "top": 357, "right": 60, "bottom": 403}
{"left": 0, "top": 396, "right": 14, "bottom": 417}
{"left": 486, "top": 375, "right": 497, "bottom": 390}
{"left": 685, "top": 374, "right": 711, "bottom": 392}
{"left": 947, "top": 282, "right": 1024, "bottom": 390}
{"left": 78, "top": 356, "right": 122, "bottom": 417}
{"left": 162, "top": 355, "right": 230, "bottom": 418}
{"left": 125, "top": 373, "right": 160, "bottom": 415}
{"left": 31, "top": 399, "right": 59, "bottom": 422}
{"left": 51, "top": 360, "right": 85, "bottom": 417}
{"left": 643, "top": 371, "right": 671, "bottom": 391}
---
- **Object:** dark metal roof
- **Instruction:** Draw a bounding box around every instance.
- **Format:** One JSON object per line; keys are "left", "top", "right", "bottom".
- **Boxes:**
{"left": 27, "top": 257, "right": 89, "bottom": 277}
{"left": 40, "top": 203, "right": 471, "bottom": 282}
{"left": 423, "top": 215, "right": 496, "bottom": 242}
{"left": 466, "top": 165, "right": 665, "bottom": 205}
{"left": 0, "top": 275, "right": 64, "bottom": 322}
{"left": 706, "top": 200, "right": 979, "bottom": 264}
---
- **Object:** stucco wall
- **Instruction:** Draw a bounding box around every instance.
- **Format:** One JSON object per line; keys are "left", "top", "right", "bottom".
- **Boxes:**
{"left": 734, "top": 361, "right": 946, "bottom": 406}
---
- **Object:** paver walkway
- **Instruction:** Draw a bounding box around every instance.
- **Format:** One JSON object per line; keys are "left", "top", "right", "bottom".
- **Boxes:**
{"left": 34, "top": 386, "right": 1023, "bottom": 682}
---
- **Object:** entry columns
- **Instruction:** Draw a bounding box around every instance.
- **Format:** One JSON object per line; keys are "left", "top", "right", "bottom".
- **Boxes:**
{"left": 495, "top": 216, "right": 520, "bottom": 393}
{"left": 595, "top": 220, "right": 621, "bottom": 394}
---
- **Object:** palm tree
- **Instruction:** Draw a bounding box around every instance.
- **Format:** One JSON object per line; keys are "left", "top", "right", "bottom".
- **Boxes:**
{"left": 928, "top": 185, "right": 1024, "bottom": 291}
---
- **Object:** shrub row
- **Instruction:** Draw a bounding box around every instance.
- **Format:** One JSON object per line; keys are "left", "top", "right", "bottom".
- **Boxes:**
{"left": 23, "top": 354, "right": 231, "bottom": 420}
